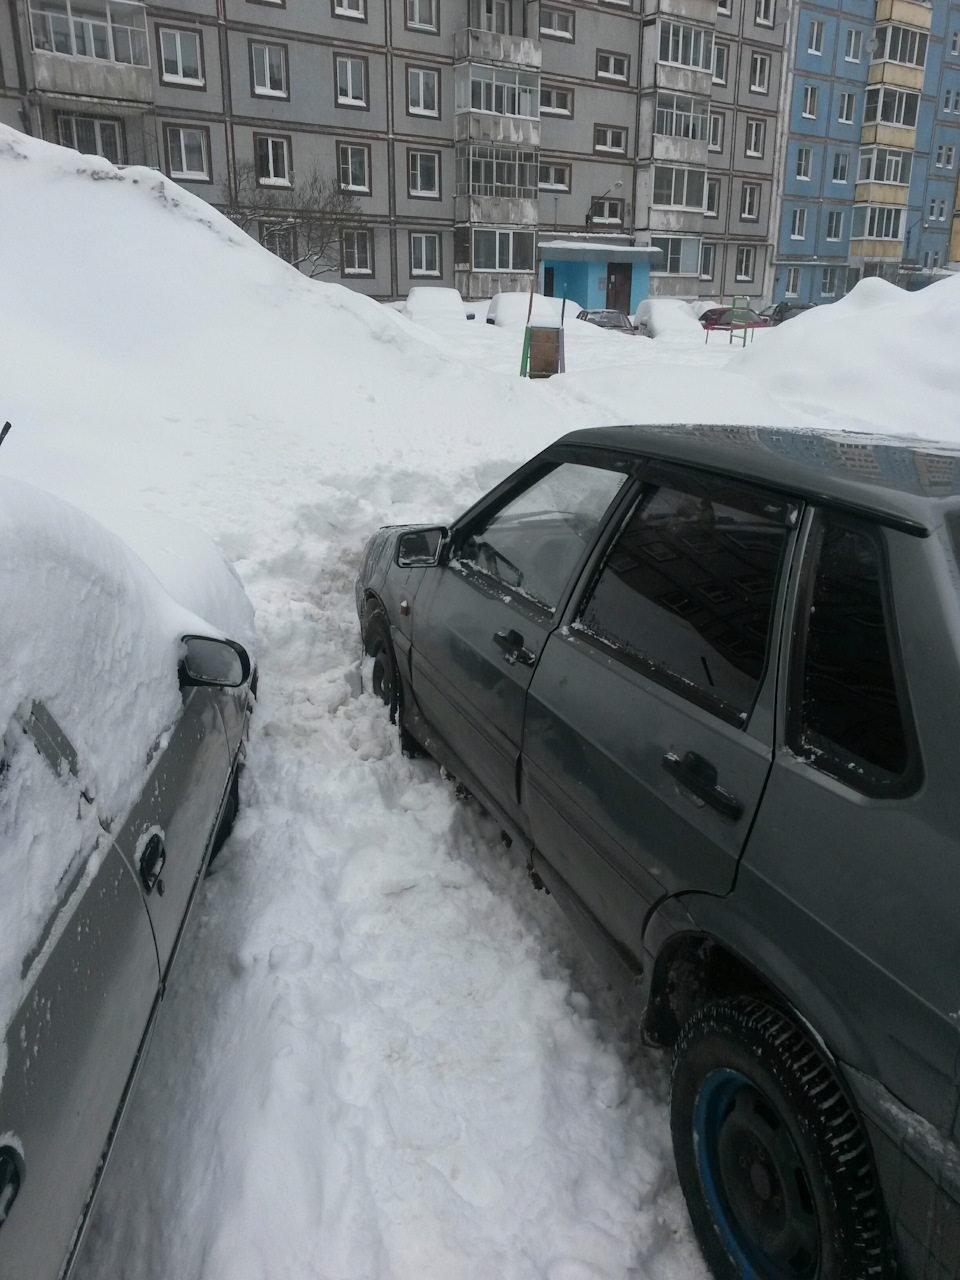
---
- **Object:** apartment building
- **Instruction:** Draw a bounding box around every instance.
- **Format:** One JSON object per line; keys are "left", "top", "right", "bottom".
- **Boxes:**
{"left": 2, "top": 0, "right": 957, "bottom": 303}
{"left": 772, "top": 0, "right": 960, "bottom": 303}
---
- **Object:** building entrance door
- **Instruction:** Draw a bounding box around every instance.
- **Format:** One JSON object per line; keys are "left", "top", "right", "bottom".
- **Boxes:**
{"left": 606, "top": 263, "right": 632, "bottom": 314}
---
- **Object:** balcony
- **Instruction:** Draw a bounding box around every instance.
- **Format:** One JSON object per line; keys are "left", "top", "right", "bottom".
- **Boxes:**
{"left": 454, "top": 62, "right": 540, "bottom": 147}
{"left": 454, "top": 29, "right": 541, "bottom": 69}
{"left": 29, "top": 0, "right": 152, "bottom": 102}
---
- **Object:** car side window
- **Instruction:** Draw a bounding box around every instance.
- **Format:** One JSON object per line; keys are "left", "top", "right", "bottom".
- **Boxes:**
{"left": 791, "top": 516, "right": 914, "bottom": 793}
{"left": 457, "top": 462, "right": 628, "bottom": 611}
{"left": 576, "top": 468, "right": 794, "bottom": 724}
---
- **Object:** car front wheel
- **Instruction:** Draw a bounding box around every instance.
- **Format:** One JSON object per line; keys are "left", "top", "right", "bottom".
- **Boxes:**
{"left": 671, "top": 997, "right": 893, "bottom": 1280}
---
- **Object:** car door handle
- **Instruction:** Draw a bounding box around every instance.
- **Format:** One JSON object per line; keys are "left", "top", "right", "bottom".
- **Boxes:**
{"left": 493, "top": 629, "right": 536, "bottom": 667}
{"left": 139, "top": 833, "right": 166, "bottom": 896}
{"left": 661, "top": 751, "right": 744, "bottom": 821}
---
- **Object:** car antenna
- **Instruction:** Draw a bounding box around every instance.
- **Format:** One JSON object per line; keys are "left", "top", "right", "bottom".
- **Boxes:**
{"left": 0, "top": 421, "right": 11, "bottom": 450}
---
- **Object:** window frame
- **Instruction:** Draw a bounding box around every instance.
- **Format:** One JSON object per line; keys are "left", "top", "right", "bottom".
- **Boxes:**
{"left": 705, "top": 176, "right": 721, "bottom": 217}
{"left": 740, "top": 182, "right": 760, "bottom": 221}
{"left": 405, "top": 0, "right": 438, "bottom": 33}
{"left": 407, "top": 63, "right": 440, "bottom": 117}
{"left": 157, "top": 26, "right": 204, "bottom": 88}
{"left": 409, "top": 230, "right": 441, "bottom": 277}
{"left": 745, "top": 117, "right": 764, "bottom": 158}
{"left": 164, "top": 122, "right": 211, "bottom": 182}
{"left": 750, "top": 50, "right": 771, "bottom": 94}
{"left": 471, "top": 226, "right": 536, "bottom": 273}
{"left": 341, "top": 226, "right": 374, "bottom": 275}
{"left": 832, "top": 150, "right": 849, "bottom": 183}
{"left": 786, "top": 512, "right": 921, "bottom": 798}
{"left": 407, "top": 147, "right": 441, "bottom": 198}
{"left": 57, "top": 111, "right": 125, "bottom": 162}
{"left": 825, "top": 209, "right": 843, "bottom": 241}
{"left": 708, "top": 110, "right": 724, "bottom": 151}
{"left": 796, "top": 145, "right": 812, "bottom": 179}
{"left": 838, "top": 91, "right": 856, "bottom": 125}
{"left": 596, "top": 50, "right": 629, "bottom": 82}
{"left": 713, "top": 42, "right": 729, "bottom": 84}
{"left": 755, "top": 0, "right": 774, "bottom": 28}
{"left": 845, "top": 27, "right": 862, "bottom": 62}
{"left": 593, "top": 124, "right": 627, "bottom": 154}
{"left": 802, "top": 84, "right": 819, "bottom": 119}
{"left": 808, "top": 18, "right": 824, "bottom": 54}
{"left": 539, "top": 5, "right": 575, "bottom": 41}
{"left": 736, "top": 243, "right": 755, "bottom": 282}
{"left": 785, "top": 265, "right": 801, "bottom": 297}
{"left": 791, "top": 206, "right": 807, "bottom": 239}
{"left": 254, "top": 131, "right": 292, "bottom": 186}
{"left": 332, "top": 0, "right": 366, "bottom": 21}
{"left": 249, "top": 38, "right": 289, "bottom": 100}
{"left": 338, "top": 140, "right": 371, "bottom": 193}
{"left": 699, "top": 240, "right": 716, "bottom": 280}
{"left": 540, "top": 84, "right": 573, "bottom": 116}
{"left": 659, "top": 20, "right": 714, "bottom": 72}
{"left": 335, "top": 52, "right": 369, "bottom": 108}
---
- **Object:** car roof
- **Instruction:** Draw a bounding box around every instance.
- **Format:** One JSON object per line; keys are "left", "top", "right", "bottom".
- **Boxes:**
{"left": 555, "top": 424, "right": 960, "bottom": 535}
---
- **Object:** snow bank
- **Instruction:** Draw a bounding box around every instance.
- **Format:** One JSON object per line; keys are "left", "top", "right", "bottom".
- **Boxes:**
{"left": 731, "top": 274, "right": 960, "bottom": 439}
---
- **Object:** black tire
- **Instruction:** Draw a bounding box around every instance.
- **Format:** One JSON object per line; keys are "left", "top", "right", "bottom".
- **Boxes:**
{"left": 671, "top": 997, "right": 893, "bottom": 1280}
{"left": 362, "top": 608, "right": 400, "bottom": 724}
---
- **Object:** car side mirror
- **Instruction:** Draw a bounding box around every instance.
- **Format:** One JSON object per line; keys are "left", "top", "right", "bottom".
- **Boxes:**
{"left": 466, "top": 312, "right": 476, "bottom": 320}
{"left": 179, "top": 636, "right": 251, "bottom": 689}
{"left": 397, "top": 527, "right": 447, "bottom": 568}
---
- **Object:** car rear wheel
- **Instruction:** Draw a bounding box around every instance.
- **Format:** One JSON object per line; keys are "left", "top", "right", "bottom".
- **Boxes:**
{"left": 671, "top": 997, "right": 893, "bottom": 1280}
{"left": 362, "top": 605, "right": 423, "bottom": 756}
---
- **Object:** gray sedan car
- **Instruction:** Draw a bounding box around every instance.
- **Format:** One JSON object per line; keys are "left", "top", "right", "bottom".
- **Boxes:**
{"left": 357, "top": 423, "right": 960, "bottom": 1280}
{"left": 0, "top": 482, "right": 255, "bottom": 1279}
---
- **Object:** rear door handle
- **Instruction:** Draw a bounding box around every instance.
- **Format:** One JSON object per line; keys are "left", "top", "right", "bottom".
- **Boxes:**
{"left": 662, "top": 751, "right": 743, "bottom": 820}
{"left": 493, "top": 629, "right": 536, "bottom": 667}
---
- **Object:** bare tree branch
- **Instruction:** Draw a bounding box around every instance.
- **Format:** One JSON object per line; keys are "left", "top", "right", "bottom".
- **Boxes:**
{"left": 218, "top": 160, "right": 361, "bottom": 278}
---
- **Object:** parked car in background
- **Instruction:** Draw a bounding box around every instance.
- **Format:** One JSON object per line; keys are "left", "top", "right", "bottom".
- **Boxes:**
{"left": 633, "top": 298, "right": 704, "bottom": 344}
{"left": 0, "top": 478, "right": 256, "bottom": 1280}
{"left": 486, "top": 292, "right": 579, "bottom": 327}
{"left": 699, "top": 305, "right": 771, "bottom": 331}
{"left": 399, "top": 286, "right": 476, "bottom": 324}
{"left": 761, "top": 300, "right": 816, "bottom": 326}
{"left": 358, "top": 423, "right": 960, "bottom": 1280}
{"left": 576, "top": 309, "right": 646, "bottom": 336}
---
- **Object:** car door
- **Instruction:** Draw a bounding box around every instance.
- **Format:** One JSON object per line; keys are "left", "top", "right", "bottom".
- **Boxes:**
{"left": 0, "top": 703, "right": 159, "bottom": 1280}
{"left": 522, "top": 464, "right": 799, "bottom": 958}
{"left": 410, "top": 456, "right": 632, "bottom": 826}
{"left": 112, "top": 685, "right": 232, "bottom": 980}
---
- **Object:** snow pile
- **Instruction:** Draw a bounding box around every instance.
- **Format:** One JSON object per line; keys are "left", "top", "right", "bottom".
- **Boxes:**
{"left": 400, "top": 286, "right": 473, "bottom": 326}
{"left": 731, "top": 274, "right": 960, "bottom": 438}
{"left": 634, "top": 298, "right": 704, "bottom": 345}
{"left": 487, "top": 291, "right": 576, "bottom": 327}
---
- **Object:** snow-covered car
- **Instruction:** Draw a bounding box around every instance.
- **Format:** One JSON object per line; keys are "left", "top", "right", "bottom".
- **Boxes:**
{"left": 633, "top": 298, "right": 704, "bottom": 343}
{"left": 0, "top": 478, "right": 256, "bottom": 1280}
{"left": 357, "top": 423, "right": 960, "bottom": 1280}
{"left": 400, "top": 286, "right": 476, "bottom": 324}
{"left": 576, "top": 309, "right": 647, "bottom": 336}
{"left": 485, "top": 292, "right": 579, "bottom": 327}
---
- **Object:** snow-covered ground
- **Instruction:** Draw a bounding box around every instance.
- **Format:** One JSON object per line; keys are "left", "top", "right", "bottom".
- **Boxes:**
{"left": 1, "top": 123, "right": 959, "bottom": 1280}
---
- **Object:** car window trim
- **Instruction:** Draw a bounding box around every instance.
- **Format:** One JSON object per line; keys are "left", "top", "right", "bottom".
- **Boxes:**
{"left": 785, "top": 509, "right": 923, "bottom": 799}
{"left": 567, "top": 461, "right": 799, "bottom": 731}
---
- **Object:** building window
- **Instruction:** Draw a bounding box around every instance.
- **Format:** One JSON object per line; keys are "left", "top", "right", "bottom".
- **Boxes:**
{"left": 708, "top": 112, "right": 723, "bottom": 151}
{"left": 659, "top": 21, "right": 713, "bottom": 72}
{"left": 745, "top": 118, "right": 764, "bottom": 157}
{"left": 705, "top": 177, "right": 720, "bottom": 216}
{"left": 472, "top": 228, "right": 534, "bottom": 272}
{"left": 342, "top": 228, "right": 372, "bottom": 274}
{"left": 821, "top": 267, "right": 838, "bottom": 297}
{"left": 938, "top": 198, "right": 947, "bottom": 220}
{"left": 750, "top": 52, "right": 771, "bottom": 93}
{"left": 540, "top": 6, "right": 574, "bottom": 39}
{"left": 30, "top": 0, "right": 149, "bottom": 66}
{"left": 597, "top": 51, "right": 628, "bottom": 81}
{"left": 735, "top": 245, "right": 755, "bottom": 281}
{"left": 952, "top": 31, "right": 959, "bottom": 56}
{"left": 700, "top": 242, "right": 715, "bottom": 279}
{"left": 159, "top": 28, "right": 203, "bottom": 85}
{"left": 594, "top": 125, "right": 626, "bottom": 152}
{"left": 872, "top": 25, "right": 928, "bottom": 69}
{"left": 651, "top": 236, "right": 699, "bottom": 275}
{"left": 456, "top": 64, "right": 538, "bottom": 118}
{"left": 540, "top": 85, "right": 572, "bottom": 115}
{"left": 791, "top": 207, "right": 806, "bottom": 239}
{"left": 166, "top": 125, "right": 209, "bottom": 180}
{"left": 864, "top": 86, "right": 918, "bottom": 128}
{"left": 406, "top": 0, "right": 437, "bottom": 31}
{"left": 946, "top": 145, "right": 957, "bottom": 168}
{"left": 713, "top": 43, "right": 728, "bottom": 84}
{"left": 845, "top": 28, "right": 862, "bottom": 62}
{"left": 408, "top": 66, "right": 439, "bottom": 115}
{"left": 539, "top": 162, "right": 570, "bottom": 190}
{"left": 259, "top": 221, "right": 297, "bottom": 263}
{"left": 802, "top": 85, "right": 819, "bottom": 119}
{"left": 858, "top": 147, "right": 911, "bottom": 185}
{"left": 255, "top": 134, "right": 290, "bottom": 185}
{"left": 785, "top": 266, "right": 801, "bottom": 296}
{"left": 796, "top": 146, "right": 812, "bottom": 179}
{"left": 655, "top": 92, "right": 708, "bottom": 140}
{"left": 808, "top": 19, "right": 824, "bottom": 54}
{"left": 336, "top": 55, "right": 367, "bottom": 105}
{"left": 455, "top": 145, "right": 537, "bottom": 197}
{"left": 58, "top": 112, "right": 124, "bottom": 161}
{"left": 338, "top": 142, "right": 370, "bottom": 191}
{"left": 755, "top": 0, "right": 774, "bottom": 27}
{"left": 741, "top": 183, "right": 760, "bottom": 220}
{"left": 716, "top": 0, "right": 730, "bottom": 14}
{"left": 838, "top": 92, "right": 856, "bottom": 124}
{"left": 935, "top": 144, "right": 945, "bottom": 167}
{"left": 851, "top": 205, "right": 903, "bottom": 240}
{"left": 832, "top": 151, "right": 849, "bottom": 183}
{"left": 334, "top": 0, "right": 365, "bottom": 17}
{"left": 470, "top": 0, "right": 508, "bottom": 32}
{"left": 408, "top": 149, "right": 440, "bottom": 196}
{"left": 590, "top": 197, "right": 623, "bottom": 224}
{"left": 826, "top": 210, "right": 843, "bottom": 240}
{"left": 251, "top": 42, "right": 287, "bottom": 96}
{"left": 653, "top": 165, "right": 705, "bottom": 209}
{"left": 410, "top": 232, "right": 440, "bottom": 276}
